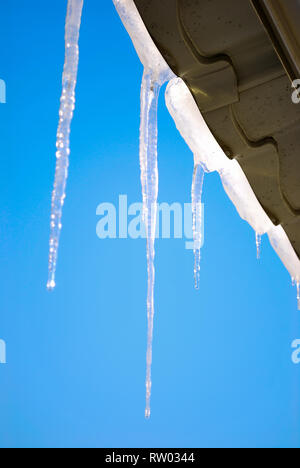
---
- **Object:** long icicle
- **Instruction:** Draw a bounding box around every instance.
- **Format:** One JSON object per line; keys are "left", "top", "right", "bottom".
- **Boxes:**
{"left": 47, "top": 0, "right": 84, "bottom": 290}
{"left": 192, "top": 164, "right": 205, "bottom": 289}
{"left": 140, "top": 69, "right": 161, "bottom": 419}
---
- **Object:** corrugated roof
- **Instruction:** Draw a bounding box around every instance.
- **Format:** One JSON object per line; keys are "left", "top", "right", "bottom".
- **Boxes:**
{"left": 134, "top": 0, "right": 300, "bottom": 258}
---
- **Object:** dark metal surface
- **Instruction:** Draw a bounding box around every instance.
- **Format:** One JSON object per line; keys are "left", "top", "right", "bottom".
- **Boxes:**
{"left": 251, "top": 0, "right": 300, "bottom": 81}
{"left": 134, "top": 0, "right": 300, "bottom": 258}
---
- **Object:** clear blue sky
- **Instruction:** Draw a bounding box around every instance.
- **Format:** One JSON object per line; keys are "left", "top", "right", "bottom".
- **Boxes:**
{"left": 0, "top": 0, "right": 299, "bottom": 448}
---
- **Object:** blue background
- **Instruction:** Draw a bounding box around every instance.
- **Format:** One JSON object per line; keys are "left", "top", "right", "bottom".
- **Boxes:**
{"left": 0, "top": 0, "right": 299, "bottom": 448}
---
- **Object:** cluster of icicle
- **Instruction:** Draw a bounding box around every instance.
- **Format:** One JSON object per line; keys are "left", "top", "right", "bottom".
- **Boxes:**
{"left": 47, "top": 0, "right": 84, "bottom": 291}
{"left": 112, "top": 0, "right": 300, "bottom": 417}
{"left": 47, "top": 0, "right": 300, "bottom": 419}
{"left": 165, "top": 77, "right": 300, "bottom": 307}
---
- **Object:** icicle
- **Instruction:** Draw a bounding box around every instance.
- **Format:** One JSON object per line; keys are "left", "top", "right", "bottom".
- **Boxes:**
{"left": 192, "top": 164, "right": 204, "bottom": 289}
{"left": 112, "top": 0, "right": 175, "bottom": 419}
{"left": 292, "top": 277, "right": 296, "bottom": 287}
{"left": 140, "top": 69, "right": 161, "bottom": 419}
{"left": 140, "top": 68, "right": 173, "bottom": 419}
{"left": 256, "top": 232, "right": 262, "bottom": 260}
{"left": 47, "top": 0, "right": 84, "bottom": 290}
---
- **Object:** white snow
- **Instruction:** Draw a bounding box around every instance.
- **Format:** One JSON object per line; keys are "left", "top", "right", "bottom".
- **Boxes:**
{"left": 112, "top": 0, "right": 174, "bottom": 82}
{"left": 48, "top": 0, "right": 84, "bottom": 291}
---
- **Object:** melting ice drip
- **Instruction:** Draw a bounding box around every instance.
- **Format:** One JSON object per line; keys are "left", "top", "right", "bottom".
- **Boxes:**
{"left": 256, "top": 232, "right": 262, "bottom": 260}
{"left": 192, "top": 164, "right": 205, "bottom": 289}
{"left": 47, "top": 0, "right": 84, "bottom": 290}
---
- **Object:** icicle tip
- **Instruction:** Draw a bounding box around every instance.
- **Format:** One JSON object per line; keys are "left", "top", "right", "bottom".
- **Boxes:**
{"left": 47, "top": 279, "right": 56, "bottom": 291}
{"left": 256, "top": 232, "right": 262, "bottom": 260}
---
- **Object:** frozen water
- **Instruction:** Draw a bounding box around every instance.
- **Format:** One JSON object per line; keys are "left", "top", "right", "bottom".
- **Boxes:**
{"left": 112, "top": 0, "right": 300, "bottom": 418}
{"left": 140, "top": 69, "right": 161, "bottom": 419}
{"left": 292, "top": 277, "right": 296, "bottom": 287}
{"left": 113, "top": 0, "right": 300, "bottom": 417}
{"left": 192, "top": 164, "right": 205, "bottom": 289}
{"left": 140, "top": 70, "right": 175, "bottom": 420}
{"left": 267, "top": 225, "right": 300, "bottom": 285}
{"left": 165, "top": 77, "right": 300, "bottom": 283}
{"left": 47, "top": 0, "right": 84, "bottom": 290}
{"left": 113, "top": 0, "right": 175, "bottom": 418}
{"left": 256, "top": 233, "right": 262, "bottom": 260}
{"left": 112, "top": 0, "right": 174, "bottom": 79}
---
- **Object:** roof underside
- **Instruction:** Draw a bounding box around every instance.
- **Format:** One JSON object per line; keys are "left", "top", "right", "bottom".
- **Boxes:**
{"left": 134, "top": 0, "right": 300, "bottom": 259}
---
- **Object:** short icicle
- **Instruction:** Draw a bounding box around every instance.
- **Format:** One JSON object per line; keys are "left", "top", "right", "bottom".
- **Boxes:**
{"left": 192, "top": 164, "right": 205, "bottom": 289}
{"left": 47, "top": 0, "right": 84, "bottom": 290}
{"left": 256, "top": 232, "right": 262, "bottom": 260}
{"left": 292, "top": 277, "right": 296, "bottom": 287}
{"left": 140, "top": 68, "right": 162, "bottom": 419}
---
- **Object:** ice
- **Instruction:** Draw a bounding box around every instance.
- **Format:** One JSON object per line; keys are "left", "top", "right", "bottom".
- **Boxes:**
{"left": 256, "top": 233, "right": 262, "bottom": 260}
{"left": 140, "top": 69, "right": 160, "bottom": 419}
{"left": 112, "top": 0, "right": 174, "bottom": 79}
{"left": 165, "top": 77, "right": 300, "bottom": 283}
{"left": 192, "top": 164, "right": 205, "bottom": 289}
{"left": 112, "top": 0, "right": 300, "bottom": 418}
{"left": 113, "top": 0, "right": 175, "bottom": 418}
{"left": 267, "top": 225, "right": 300, "bottom": 283}
{"left": 47, "top": 0, "right": 84, "bottom": 290}
{"left": 165, "top": 77, "right": 272, "bottom": 233}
